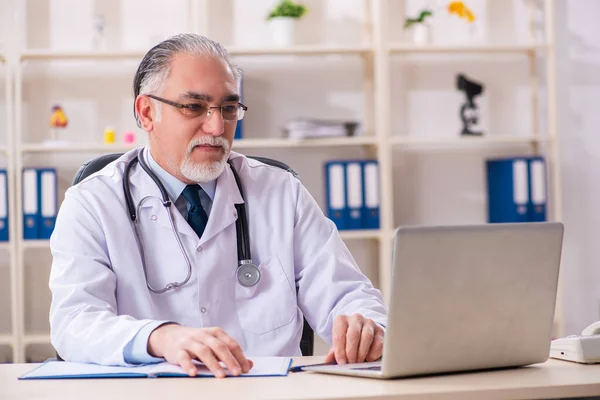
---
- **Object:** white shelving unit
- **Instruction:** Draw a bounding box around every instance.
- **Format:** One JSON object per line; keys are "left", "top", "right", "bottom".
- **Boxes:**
{"left": 390, "top": 135, "right": 547, "bottom": 147}
{"left": 2, "top": 40, "right": 21, "bottom": 364}
{"left": 388, "top": 43, "right": 547, "bottom": 54}
{"left": 0, "top": 334, "right": 14, "bottom": 346}
{"left": 19, "top": 45, "right": 374, "bottom": 61}
{"left": 20, "top": 136, "right": 379, "bottom": 153}
{"left": 1, "top": 0, "right": 561, "bottom": 363}
{"left": 22, "top": 334, "right": 51, "bottom": 346}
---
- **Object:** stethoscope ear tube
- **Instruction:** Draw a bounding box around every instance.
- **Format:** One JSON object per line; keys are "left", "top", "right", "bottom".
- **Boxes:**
{"left": 237, "top": 202, "right": 251, "bottom": 262}
{"left": 123, "top": 156, "right": 138, "bottom": 222}
{"left": 138, "top": 151, "right": 172, "bottom": 208}
{"left": 228, "top": 160, "right": 252, "bottom": 264}
{"left": 234, "top": 203, "right": 245, "bottom": 263}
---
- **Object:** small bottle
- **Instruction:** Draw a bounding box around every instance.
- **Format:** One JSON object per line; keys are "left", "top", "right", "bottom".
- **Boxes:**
{"left": 104, "top": 127, "right": 116, "bottom": 144}
{"left": 123, "top": 130, "right": 136, "bottom": 145}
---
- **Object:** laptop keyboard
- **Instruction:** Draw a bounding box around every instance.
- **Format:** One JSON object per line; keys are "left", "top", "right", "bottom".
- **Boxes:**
{"left": 350, "top": 366, "right": 382, "bottom": 371}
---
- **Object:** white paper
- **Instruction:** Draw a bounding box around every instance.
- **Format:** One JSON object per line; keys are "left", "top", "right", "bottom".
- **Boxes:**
{"left": 150, "top": 357, "right": 292, "bottom": 377}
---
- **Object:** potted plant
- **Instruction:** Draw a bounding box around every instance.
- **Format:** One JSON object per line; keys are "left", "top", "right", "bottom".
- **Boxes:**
{"left": 266, "top": 0, "right": 308, "bottom": 47}
{"left": 404, "top": 9, "right": 433, "bottom": 45}
{"left": 404, "top": 1, "right": 476, "bottom": 46}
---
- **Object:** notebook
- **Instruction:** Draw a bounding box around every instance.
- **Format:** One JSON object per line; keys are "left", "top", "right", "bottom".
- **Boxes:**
{"left": 19, "top": 357, "right": 293, "bottom": 380}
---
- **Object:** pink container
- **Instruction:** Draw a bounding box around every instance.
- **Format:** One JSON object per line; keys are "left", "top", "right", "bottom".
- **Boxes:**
{"left": 123, "top": 130, "right": 136, "bottom": 144}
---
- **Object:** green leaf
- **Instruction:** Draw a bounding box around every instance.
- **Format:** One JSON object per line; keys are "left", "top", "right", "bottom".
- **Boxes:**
{"left": 418, "top": 10, "right": 433, "bottom": 22}
{"left": 266, "top": 0, "right": 308, "bottom": 20}
{"left": 404, "top": 9, "right": 433, "bottom": 29}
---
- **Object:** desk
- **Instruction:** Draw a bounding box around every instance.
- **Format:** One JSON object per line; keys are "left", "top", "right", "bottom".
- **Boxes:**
{"left": 1, "top": 356, "right": 600, "bottom": 400}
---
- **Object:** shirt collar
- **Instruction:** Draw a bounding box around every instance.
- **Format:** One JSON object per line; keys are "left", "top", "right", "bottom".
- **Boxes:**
{"left": 144, "top": 147, "right": 216, "bottom": 202}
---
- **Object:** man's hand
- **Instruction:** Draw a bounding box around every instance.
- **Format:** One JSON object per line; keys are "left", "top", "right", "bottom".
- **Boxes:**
{"left": 148, "top": 324, "right": 253, "bottom": 378}
{"left": 324, "top": 314, "right": 384, "bottom": 365}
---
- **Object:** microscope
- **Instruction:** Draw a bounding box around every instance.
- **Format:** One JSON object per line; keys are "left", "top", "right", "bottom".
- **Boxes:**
{"left": 456, "top": 74, "right": 484, "bottom": 136}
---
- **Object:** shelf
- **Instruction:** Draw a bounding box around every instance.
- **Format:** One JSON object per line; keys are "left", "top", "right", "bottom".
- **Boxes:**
{"left": 228, "top": 44, "right": 373, "bottom": 56}
{"left": 20, "top": 137, "right": 377, "bottom": 153}
{"left": 21, "top": 143, "right": 140, "bottom": 153}
{"left": 390, "top": 135, "right": 544, "bottom": 148}
{"left": 21, "top": 240, "right": 50, "bottom": 250}
{"left": 19, "top": 44, "right": 543, "bottom": 59}
{"left": 23, "top": 334, "right": 51, "bottom": 345}
{"left": 233, "top": 136, "right": 378, "bottom": 149}
{"left": 0, "top": 334, "right": 13, "bottom": 346}
{"left": 20, "top": 50, "right": 146, "bottom": 61}
{"left": 388, "top": 43, "right": 546, "bottom": 54}
{"left": 19, "top": 45, "right": 373, "bottom": 61}
{"left": 339, "top": 230, "right": 382, "bottom": 240}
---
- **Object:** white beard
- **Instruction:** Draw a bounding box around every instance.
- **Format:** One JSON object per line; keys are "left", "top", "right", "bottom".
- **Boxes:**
{"left": 180, "top": 136, "right": 230, "bottom": 183}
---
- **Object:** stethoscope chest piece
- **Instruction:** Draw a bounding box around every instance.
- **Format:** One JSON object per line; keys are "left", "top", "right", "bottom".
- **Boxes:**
{"left": 236, "top": 262, "right": 260, "bottom": 287}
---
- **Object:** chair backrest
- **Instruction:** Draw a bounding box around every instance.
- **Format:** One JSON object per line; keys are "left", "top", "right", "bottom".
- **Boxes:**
{"left": 72, "top": 152, "right": 123, "bottom": 185}
{"left": 70, "top": 151, "right": 314, "bottom": 357}
{"left": 73, "top": 153, "right": 302, "bottom": 184}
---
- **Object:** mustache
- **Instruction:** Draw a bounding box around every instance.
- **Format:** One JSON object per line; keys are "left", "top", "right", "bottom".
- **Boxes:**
{"left": 186, "top": 136, "right": 230, "bottom": 154}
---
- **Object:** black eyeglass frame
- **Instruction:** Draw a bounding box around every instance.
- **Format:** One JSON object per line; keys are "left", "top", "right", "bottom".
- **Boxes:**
{"left": 146, "top": 94, "right": 248, "bottom": 121}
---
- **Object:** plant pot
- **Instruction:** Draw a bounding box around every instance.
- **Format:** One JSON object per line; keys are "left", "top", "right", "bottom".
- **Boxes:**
{"left": 267, "top": 17, "right": 296, "bottom": 47}
{"left": 412, "top": 24, "right": 431, "bottom": 46}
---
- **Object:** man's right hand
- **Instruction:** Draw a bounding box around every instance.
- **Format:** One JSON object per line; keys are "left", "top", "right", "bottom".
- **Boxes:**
{"left": 147, "top": 324, "right": 253, "bottom": 378}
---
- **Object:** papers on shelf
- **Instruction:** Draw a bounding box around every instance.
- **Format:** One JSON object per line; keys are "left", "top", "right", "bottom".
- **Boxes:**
{"left": 283, "top": 118, "right": 360, "bottom": 139}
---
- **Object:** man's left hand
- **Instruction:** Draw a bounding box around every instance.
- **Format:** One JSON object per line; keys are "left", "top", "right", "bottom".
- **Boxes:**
{"left": 324, "top": 314, "right": 385, "bottom": 365}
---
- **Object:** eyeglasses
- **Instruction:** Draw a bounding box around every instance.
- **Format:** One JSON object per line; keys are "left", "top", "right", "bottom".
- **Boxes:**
{"left": 146, "top": 94, "right": 247, "bottom": 122}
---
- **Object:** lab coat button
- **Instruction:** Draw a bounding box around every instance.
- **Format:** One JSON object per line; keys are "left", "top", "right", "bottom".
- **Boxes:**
{"left": 197, "top": 246, "right": 202, "bottom": 252}
{"left": 151, "top": 215, "right": 157, "bottom": 221}
{"left": 201, "top": 307, "right": 207, "bottom": 313}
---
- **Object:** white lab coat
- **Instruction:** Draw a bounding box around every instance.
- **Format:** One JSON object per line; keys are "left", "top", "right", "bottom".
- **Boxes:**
{"left": 49, "top": 148, "right": 387, "bottom": 366}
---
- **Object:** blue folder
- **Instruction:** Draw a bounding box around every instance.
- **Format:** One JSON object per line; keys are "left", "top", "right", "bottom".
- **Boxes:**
{"left": 324, "top": 161, "right": 347, "bottom": 230}
{"left": 19, "top": 358, "right": 292, "bottom": 380}
{"left": 0, "top": 169, "right": 8, "bottom": 241}
{"left": 361, "top": 160, "right": 380, "bottom": 229}
{"left": 22, "top": 168, "right": 39, "bottom": 239}
{"left": 527, "top": 157, "right": 547, "bottom": 222}
{"left": 345, "top": 161, "right": 363, "bottom": 230}
{"left": 486, "top": 157, "right": 547, "bottom": 223}
{"left": 486, "top": 158, "right": 529, "bottom": 223}
{"left": 37, "top": 168, "right": 58, "bottom": 239}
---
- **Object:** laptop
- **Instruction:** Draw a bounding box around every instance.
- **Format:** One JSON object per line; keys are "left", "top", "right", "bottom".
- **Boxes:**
{"left": 304, "top": 222, "right": 564, "bottom": 379}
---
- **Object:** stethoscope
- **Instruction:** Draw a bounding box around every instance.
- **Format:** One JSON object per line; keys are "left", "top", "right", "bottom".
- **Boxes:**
{"left": 122, "top": 148, "right": 261, "bottom": 294}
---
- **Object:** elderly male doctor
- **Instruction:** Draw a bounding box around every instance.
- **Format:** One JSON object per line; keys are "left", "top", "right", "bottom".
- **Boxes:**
{"left": 49, "top": 33, "right": 387, "bottom": 378}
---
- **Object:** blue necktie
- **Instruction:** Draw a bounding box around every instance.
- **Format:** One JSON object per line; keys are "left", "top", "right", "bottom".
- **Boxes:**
{"left": 181, "top": 185, "right": 209, "bottom": 238}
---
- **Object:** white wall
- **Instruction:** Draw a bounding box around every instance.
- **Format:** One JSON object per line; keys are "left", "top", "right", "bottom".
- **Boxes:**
{"left": 555, "top": 0, "right": 600, "bottom": 335}
{"left": 1, "top": 0, "right": 599, "bottom": 359}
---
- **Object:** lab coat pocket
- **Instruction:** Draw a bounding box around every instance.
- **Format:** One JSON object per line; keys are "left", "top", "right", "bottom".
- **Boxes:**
{"left": 234, "top": 255, "right": 296, "bottom": 335}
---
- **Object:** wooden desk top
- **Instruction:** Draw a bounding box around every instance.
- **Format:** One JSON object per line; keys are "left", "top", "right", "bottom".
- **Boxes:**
{"left": 1, "top": 356, "right": 600, "bottom": 400}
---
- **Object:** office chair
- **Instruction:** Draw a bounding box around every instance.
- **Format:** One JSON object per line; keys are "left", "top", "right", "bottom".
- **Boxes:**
{"left": 61, "top": 151, "right": 314, "bottom": 358}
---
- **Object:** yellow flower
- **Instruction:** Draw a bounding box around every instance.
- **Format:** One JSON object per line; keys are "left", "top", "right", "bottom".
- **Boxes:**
{"left": 448, "top": 1, "right": 475, "bottom": 23}
{"left": 448, "top": 1, "right": 465, "bottom": 15}
{"left": 465, "top": 9, "right": 475, "bottom": 22}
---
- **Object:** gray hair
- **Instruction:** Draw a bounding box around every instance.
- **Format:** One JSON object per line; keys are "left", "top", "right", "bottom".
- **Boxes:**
{"left": 133, "top": 33, "right": 241, "bottom": 126}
